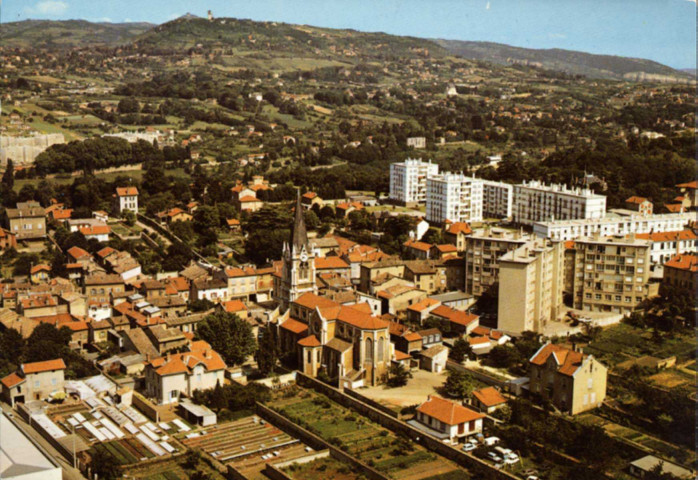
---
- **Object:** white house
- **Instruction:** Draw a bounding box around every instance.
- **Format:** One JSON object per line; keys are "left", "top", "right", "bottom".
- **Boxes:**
{"left": 412, "top": 395, "right": 485, "bottom": 444}
{"left": 115, "top": 187, "right": 139, "bottom": 214}
{"left": 191, "top": 278, "right": 228, "bottom": 302}
{"left": 144, "top": 341, "right": 226, "bottom": 404}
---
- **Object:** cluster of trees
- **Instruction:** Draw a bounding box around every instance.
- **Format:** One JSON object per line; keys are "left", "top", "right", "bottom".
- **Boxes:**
{"left": 196, "top": 311, "right": 257, "bottom": 366}
{"left": 191, "top": 381, "right": 271, "bottom": 418}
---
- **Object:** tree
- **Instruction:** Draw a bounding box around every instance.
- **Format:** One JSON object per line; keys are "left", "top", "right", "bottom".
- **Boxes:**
{"left": 488, "top": 345, "right": 522, "bottom": 370}
{"left": 449, "top": 338, "right": 472, "bottom": 363}
{"left": 117, "top": 97, "right": 140, "bottom": 114}
{"left": 1, "top": 159, "right": 14, "bottom": 189}
{"left": 443, "top": 370, "right": 477, "bottom": 399}
{"left": 0, "top": 329, "right": 25, "bottom": 362}
{"left": 25, "top": 324, "right": 72, "bottom": 362}
{"left": 197, "top": 311, "right": 256, "bottom": 366}
{"left": 90, "top": 447, "right": 121, "bottom": 480}
{"left": 387, "top": 362, "right": 412, "bottom": 387}
{"left": 255, "top": 328, "right": 279, "bottom": 376}
{"left": 122, "top": 209, "right": 136, "bottom": 227}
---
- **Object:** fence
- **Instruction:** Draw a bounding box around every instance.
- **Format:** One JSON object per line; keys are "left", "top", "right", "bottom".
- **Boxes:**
{"left": 295, "top": 372, "right": 519, "bottom": 479}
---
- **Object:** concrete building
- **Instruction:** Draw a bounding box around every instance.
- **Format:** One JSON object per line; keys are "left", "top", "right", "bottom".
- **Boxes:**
{"left": 635, "top": 230, "right": 698, "bottom": 275}
{"left": 513, "top": 180, "right": 606, "bottom": 226}
{"left": 532, "top": 212, "right": 693, "bottom": 242}
{"left": 481, "top": 179, "right": 514, "bottom": 219}
{"left": 497, "top": 239, "right": 565, "bottom": 336}
{"left": 406, "top": 136, "right": 426, "bottom": 149}
{"left": 529, "top": 343, "right": 607, "bottom": 415}
{"left": 426, "top": 173, "right": 483, "bottom": 224}
{"left": 0, "top": 133, "right": 64, "bottom": 166}
{"left": 569, "top": 235, "right": 656, "bottom": 314}
{"left": 0, "top": 412, "right": 62, "bottom": 480}
{"left": 413, "top": 395, "right": 484, "bottom": 444}
{"left": 4, "top": 201, "right": 46, "bottom": 240}
{"left": 115, "top": 186, "right": 139, "bottom": 214}
{"left": 389, "top": 158, "right": 439, "bottom": 206}
{"left": 464, "top": 228, "right": 528, "bottom": 296}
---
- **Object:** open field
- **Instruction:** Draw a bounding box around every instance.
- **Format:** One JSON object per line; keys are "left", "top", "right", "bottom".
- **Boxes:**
{"left": 358, "top": 370, "right": 449, "bottom": 410}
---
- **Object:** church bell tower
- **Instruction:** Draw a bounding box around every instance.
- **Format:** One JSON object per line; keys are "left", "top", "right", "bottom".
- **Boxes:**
{"left": 279, "top": 193, "right": 316, "bottom": 311}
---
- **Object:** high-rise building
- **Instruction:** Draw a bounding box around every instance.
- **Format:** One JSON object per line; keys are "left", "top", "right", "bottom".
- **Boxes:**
{"left": 464, "top": 228, "right": 528, "bottom": 296}
{"left": 389, "top": 158, "right": 439, "bottom": 205}
{"left": 497, "top": 239, "right": 565, "bottom": 335}
{"left": 513, "top": 180, "right": 606, "bottom": 226}
{"left": 481, "top": 179, "right": 513, "bottom": 219}
{"left": 426, "top": 173, "right": 483, "bottom": 224}
{"left": 569, "top": 234, "right": 657, "bottom": 314}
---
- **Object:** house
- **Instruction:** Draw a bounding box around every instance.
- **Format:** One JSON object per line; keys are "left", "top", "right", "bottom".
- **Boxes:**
{"left": 237, "top": 195, "right": 264, "bottom": 212}
{"left": 0, "top": 227, "right": 17, "bottom": 251}
{"left": 406, "top": 298, "right": 441, "bottom": 325}
{"left": 443, "top": 222, "right": 472, "bottom": 251}
{"left": 419, "top": 344, "right": 449, "bottom": 373}
{"left": 191, "top": 278, "right": 228, "bottom": 302}
{"left": 403, "top": 239, "right": 433, "bottom": 260}
{"left": 79, "top": 224, "right": 111, "bottom": 242}
{"left": 157, "top": 208, "right": 192, "bottom": 225}
{"left": 412, "top": 395, "right": 485, "bottom": 444}
{"left": 216, "top": 266, "right": 257, "bottom": 300}
{"left": 301, "top": 191, "right": 323, "bottom": 209}
{"left": 389, "top": 321, "right": 423, "bottom": 353}
{"left": 4, "top": 201, "right": 46, "bottom": 240}
{"left": 1, "top": 359, "right": 66, "bottom": 407}
{"left": 418, "top": 328, "right": 442, "bottom": 349}
{"left": 625, "top": 196, "right": 653, "bottom": 215}
{"left": 115, "top": 186, "right": 138, "bottom": 214}
{"left": 429, "top": 305, "right": 479, "bottom": 335}
{"left": 471, "top": 386, "right": 507, "bottom": 413}
{"left": 663, "top": 253, "right": 697, "bottom": 292}
{"left": 226, "top": 218, "right": 241, "bottom": 232}
{"left": 628, "top": 455, "right": 693, "bottom": 479}
{"left": 144, "top": 340, "right": 226, "bottom": 404}
{"left": 528, "top": 343, "right": 607, "bottom": 415}
{"left": 430, "top": 244, "right": 458, "bottom": 260}
{"left": 29, "top": 264, "right": 51, "bottom": 284}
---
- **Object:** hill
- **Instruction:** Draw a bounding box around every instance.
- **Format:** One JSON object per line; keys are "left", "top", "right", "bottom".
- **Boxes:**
{"left": 434, "top": 39, "right": 693, "bottom": 83}
{"left": 0, "top": 19, "right": 154, "bottom": 49}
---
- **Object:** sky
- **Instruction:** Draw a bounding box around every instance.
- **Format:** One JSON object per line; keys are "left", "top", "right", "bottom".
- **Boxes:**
{"left": 2, "top": 0, "right": 696, "bottom": 69}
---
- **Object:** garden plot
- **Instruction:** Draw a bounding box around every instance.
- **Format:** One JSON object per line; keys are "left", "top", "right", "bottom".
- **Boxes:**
{"left": 272, "top": 389, "right": 468, "bottom": 479}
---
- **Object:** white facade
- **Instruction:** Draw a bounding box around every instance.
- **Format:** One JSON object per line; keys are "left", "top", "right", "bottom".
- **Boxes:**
{"left": 426, "top": 173, "right": 483, "bottom": 224}
{"left": 389, "top": 159, "right": 439, "bottom": 204}
{"left": 532, "top": 212, "right": 693, "bottom": 241}
{"left": 481, "top": 179, "right": 513, "bottom": 219}
{"left": 117, "top": 194, "right": 138, "bottom": 213}
{"left": 513, "top": 180, "right": 606, "bottom": 226}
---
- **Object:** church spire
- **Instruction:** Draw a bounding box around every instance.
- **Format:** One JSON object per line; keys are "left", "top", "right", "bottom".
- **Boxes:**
{"left": 290, "top": 191, "right": 308, "bottom": 252}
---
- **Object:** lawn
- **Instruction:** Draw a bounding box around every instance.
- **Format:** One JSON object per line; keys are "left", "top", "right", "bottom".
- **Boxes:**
{"left": 283, "top": 456, "right": 363, "bottom": 480}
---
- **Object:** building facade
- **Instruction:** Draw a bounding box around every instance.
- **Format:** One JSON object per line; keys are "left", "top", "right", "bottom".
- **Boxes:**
{"left": 513, "top": 181, "right": 606, "bottom": 226}
{"left": 464, "top": 228, "right": 528, "bottom": 296}
{"left": 426, "top": 173, "right": 483, "bottom": 224}
{"left": 389, "top": 158, "right": 439, "bottom": 205}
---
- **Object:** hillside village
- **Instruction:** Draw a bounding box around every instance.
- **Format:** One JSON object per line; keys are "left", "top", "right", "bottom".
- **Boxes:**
{"left": 0, "top": 13, "right": 695, "bottom": 480}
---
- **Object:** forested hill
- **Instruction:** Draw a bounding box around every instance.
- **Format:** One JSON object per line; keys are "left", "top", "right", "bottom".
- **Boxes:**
{"left": 435, "top": 39, "right": 693, "bottom": 83}
{"left": 0, "top": 20, "right": 153, "bottom": 49}
{"left": 130, "top": 17, "right": 446, "bottom": 60}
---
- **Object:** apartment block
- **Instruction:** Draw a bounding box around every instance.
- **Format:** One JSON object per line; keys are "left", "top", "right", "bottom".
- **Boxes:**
{"left": 481, "top": 179, "right": 513, "bottom": 219}
{"left": 513, "top": 180, "right": 606, "bottom": 226}
{"left": 532, "top": 212, "right": 693, "bottom": 241}
{"left": 389, "top": 158, "right": 439, "bottom": 205}
{"left": 464, "top": 228, "right": 528, "bottom": 296}
{"left": 426, "top": 173, "right": 483, "bottom": 224}
{"left": 497, "top": 239, "right": 565, "bottom": 336}
{"left": 570, "top": 235, "right": 657, "bottom": 314}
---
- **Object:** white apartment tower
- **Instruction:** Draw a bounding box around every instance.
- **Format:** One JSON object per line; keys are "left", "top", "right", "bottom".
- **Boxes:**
{"left": 513, "top": 180, "right": 606, "bottom": 226}
{"left": 426, "top": 173, "right": 483, "bottom": 224}
{"left": 389, "top": 158, "right": 439, "bottom": 205}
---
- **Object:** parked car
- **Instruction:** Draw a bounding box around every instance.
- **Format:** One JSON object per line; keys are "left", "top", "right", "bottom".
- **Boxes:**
{"left": 504, "top": 452, "right": 519, "bottom": 464}
{"left": 525, "top": 476, "right": 539, "bottom": 480}
{"left": 483, "top": 436, "right": 500, "bottom": 446}
{"left": 487, "top": 451, "right": 503, "bottom": 462}
{"left": 462, "top": 442, "right": 477, "bottom": 452}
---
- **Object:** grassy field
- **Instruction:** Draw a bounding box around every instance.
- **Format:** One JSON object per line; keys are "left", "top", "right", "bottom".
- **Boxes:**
{"left": 13, "top": 167, "right": 190, "bottom": 191}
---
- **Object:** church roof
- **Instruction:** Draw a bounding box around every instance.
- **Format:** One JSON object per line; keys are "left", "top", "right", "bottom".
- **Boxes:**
{"left": 290, "top": 193, "right": 308, "bottom": 252}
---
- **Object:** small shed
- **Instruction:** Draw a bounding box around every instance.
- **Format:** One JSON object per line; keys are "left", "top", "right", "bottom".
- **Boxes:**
{"left": 178, "top": 401, "right": 217, "bottom": 427}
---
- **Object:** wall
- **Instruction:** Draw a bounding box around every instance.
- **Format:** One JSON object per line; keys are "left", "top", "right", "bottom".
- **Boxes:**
{"left": 447, "top": 361, "right": 507, "bottom": 388}
{"left": 344, "top": 388, "right": 398, "bottom": 418}
{"left": 295, "top": 372, "right": 518, "bottom": 480}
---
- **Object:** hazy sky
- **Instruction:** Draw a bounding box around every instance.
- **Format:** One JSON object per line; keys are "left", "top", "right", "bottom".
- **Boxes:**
{"left": 3, "top": 0, "right": 696, "bottom": 69}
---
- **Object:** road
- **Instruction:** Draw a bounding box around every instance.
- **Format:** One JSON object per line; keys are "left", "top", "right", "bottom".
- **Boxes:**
{"left": 1, "top": 404, "right": 87, "bottom": 480}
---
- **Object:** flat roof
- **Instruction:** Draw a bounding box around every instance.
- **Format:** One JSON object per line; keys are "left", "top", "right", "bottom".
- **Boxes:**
{"left": 429, "top": 291, "right": 473, "bottom": 302}
{"left": 0, "top": 412, "right": 62, "bottom": 480}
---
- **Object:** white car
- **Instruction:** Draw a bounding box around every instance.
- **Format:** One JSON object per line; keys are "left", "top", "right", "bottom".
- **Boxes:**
{"left": 483, "top": 436, "right": 500, "bottom": 446}
{"left": 487, "top": 451, "right": 502, "bottom": 462}
{"left": 504, "top": 453, "right": 519, "bottom": 464}
{"left": 462, "top": 442, "right": 476, "bottom": 452}
{"left": 526, "top": 477, "right": 539, "bottom": 480}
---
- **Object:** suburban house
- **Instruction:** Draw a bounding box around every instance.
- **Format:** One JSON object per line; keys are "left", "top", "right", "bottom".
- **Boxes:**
{"left": 1, "top": 359, "right": 67, "bottom": 407}
{"left": 470, "top": 386, "right": 507, "bottom": 413}
{"left": 412, "top": 395, "right": 485, "bottom": 444}
{"left": 528, "top": 343, "right": 607, "bottom": 415}
{"left": 4, "top": 201, "right": 46, "bottom": 240}
{"left": 115, "top": 186, "right": 139, "bottom": 214}
{"left": 144, "top": 340, "right": 226, "bottom": 404}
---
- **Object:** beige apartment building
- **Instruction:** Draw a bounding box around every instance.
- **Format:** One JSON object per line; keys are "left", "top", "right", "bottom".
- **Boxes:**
{"left": 570, "top": 235, "right": 657, "bottom": 314}
{"left": 4, "top": 201, "right": 46, "bottom": 240}
{"left": 529, "top": 343, "right": 607, "bottom": 415}
{"left": 1, "top": 359, "right": 66, "bottom": 406}
{"left": 464, "top": 228, "right": 528, "bottom": 296}
{"left": 497, "top": 239, "right": 565, "bottom": 336}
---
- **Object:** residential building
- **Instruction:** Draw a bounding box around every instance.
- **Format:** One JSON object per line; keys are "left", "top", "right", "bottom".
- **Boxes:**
{"left": 481, "top": 179, "right": 514, "bottom": 219}
{"left": 4, "top": 201, "right": 46, "bottom": 240}
{"left": 635, "top": 230, "right": 698, "bottom": 274}
{"left": 406, "top": 136, "right": 426, "bottom": 149}
{"left": 426, "top": 173, "right": 483, "bottom": 224}
{"left": 115, "top": 186, "right": 138, "bottom": 214}
{"left": 625, "top": 196, "right": 653, "bottom": 215}
{"left": 429, "top": 304, "right": 479, "bottom": 335}
{"left": 301, "top": 191, "right": 323, "bottom": 209}
{"left": 532, "top": 212, "right": 693, "bottom": 241}
{"left": 470, "top": 386, "right": 507, "bottom": 413}
{"left": 464, "top": 228, "right": 528, "bottom": 296}
{"left": 442, "top": 222, "right": 472, "bottom": 251}
{"left": 675, "top": 180, "right": 697, "bottom": 210}
{"left": 513, "top": 180, "right": 606, "bottom": 226}
{"left": 497, "top": 239, "right": 565, "bottom": 335}
{"left": 570, "top": 235, "right": 656, "bottom": 314}
{"left": 0, "top": 227, "right": 17, "bottom": 251}
{"left": 1, "top": 359, "right": 66, "bottom": 407}
{"left": 528, "top": 343, "right": 607, "bottom": 415}
{"left": 190, "top": 278, "right": 228, "bottom": 302}
{"left": 628, "top": 455, "right": 693, "bottom": 479}
{"left": 216, "top": 266, "right": 257, "bottom": 300}
{"left": 389, "top": 158, "right": 439, "bottom": 206}
{"left": 663, "top": 254, "right": 697, "bottom": 292}
{"left": 144, "top": 341, "right": 226, "bottom": 405}
{"left": 412, "top": 395, "right": 485, "bottom": 444}
{"left": 419, "top": 345, "right": 449, "bottom": 372}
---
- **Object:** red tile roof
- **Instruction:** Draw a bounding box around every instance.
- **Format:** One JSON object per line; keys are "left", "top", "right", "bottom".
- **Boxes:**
{"left": 530, "top": 343, "right": 585, "bottom": 376}
{"left": 472, "top": 387, "right": 507, "bottom": 407}
{"left": 222, "top": 299, "right": 247, "bottom": 313}
{"left": 294, "top": 292, "right": 338, "bottom": 310}
{"left": 30, "top": 264, "right": 51, "bottom": 274}
{"left": 407, "top": 298, "right": 440, "bottom": 313}
{"left": 116, "top": 187, "right": 138, "bottom": 196}
{"left": 148, "top": 342, "right": 226, "bottom": 376}
{"left": 280, "top": 318, "right": 309, "bottom": 334}
{"left": 314, "top": 257, "right": 349, "bottom": 269}
{"left": 665, "top": 253, "right": 698, "bottom": 272}
{"left": 404, "top": 239, "right": 433, "bottom": 252}
{"left": 298, "top": 335, "right": 321, "bottom": 347}
{"left": 22, "top": 358, "right": 66, "bottom": 374}
{"left": 239, "top": 195, "right": 260, "bottom": 203}
{"left": 625, "top": 196, "right": 649, "bottom": 204}
{"left": 79, "top": 225, "right": 111, "bottom": 236}
{"left": 676, "top": 180, "right": 697, "bottom": 189}
{"left": 446, "top": 222, "right": 472, "bottom": 235}
{"left": 417, "top": 396, "right": 485, "bottom": 426}
{"left": 67, "top": 246, "right": 90, "bottom": 260}
{"left": 635, "top": 230, "right": 697, "bottom": 243}
{"left": 1, "top": 372, "right": 25, "bottom": 388}
{"left": 431, "top": 305, "right": 478, "bottom": 327}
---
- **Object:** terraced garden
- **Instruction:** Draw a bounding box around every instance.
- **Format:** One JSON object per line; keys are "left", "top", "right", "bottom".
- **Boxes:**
{"left": 270, "top": 388, "right": 470, "bottom": 480}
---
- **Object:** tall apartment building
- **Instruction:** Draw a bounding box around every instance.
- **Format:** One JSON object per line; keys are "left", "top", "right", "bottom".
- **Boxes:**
{"left": 532, "top": 212, "right": 693, "bottom": 241}
{"left": 426, "top": 173, "right": 483, "bottom": 224}
{"left": 569, "top": 235, "right": 657, "bottom": 314}
{"left": 481, "top": 180, "right": 513, "bottom": 219}
{"left": 389, "top": 158, "right": 439, "bottom": 206}
{"left": 464, "top": 228, "right": 528, "bottom": 296}
{"left": 513, "top": 180, "right": 606, "bottom": 226}
{"left": 497, "top": 239, "right": 565, "bottom": 336}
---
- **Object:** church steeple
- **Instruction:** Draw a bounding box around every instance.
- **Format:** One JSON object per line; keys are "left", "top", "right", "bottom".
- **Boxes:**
{"left": 290, "top": 192, "right": 308, "bottom": 253}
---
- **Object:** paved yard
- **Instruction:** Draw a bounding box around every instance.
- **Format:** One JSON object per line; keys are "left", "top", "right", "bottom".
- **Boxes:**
{"left": 357, "top": 370, "right": 448, "bottom": 409}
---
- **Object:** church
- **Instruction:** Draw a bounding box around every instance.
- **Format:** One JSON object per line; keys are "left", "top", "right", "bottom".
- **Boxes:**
{"left": 273, "top": 195, "right": 391, "bottom": 388}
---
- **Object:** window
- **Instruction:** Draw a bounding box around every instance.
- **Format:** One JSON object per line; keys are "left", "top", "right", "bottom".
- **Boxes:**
{"left": 365, "top": 337, "right": 373, "bottom": 361}
{"left": 51, "top": 378, "right": 57, "bottom": 386}
{"left": 587, "top": 378, "right": 593, "bottom": 389}
{"left": 34, "top": 381, "right": 40, "bottom": 388}
{"left": 377, "top": 337, "right": 384, "bottom": 362}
